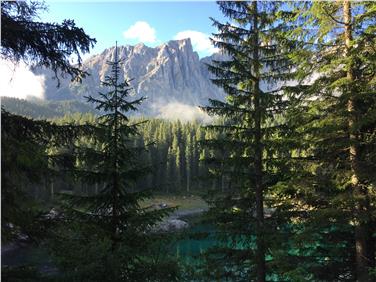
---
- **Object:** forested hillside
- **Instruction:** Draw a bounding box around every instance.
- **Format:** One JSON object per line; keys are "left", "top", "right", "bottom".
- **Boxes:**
{"left": 1, "top": 97, "right": 97, "bottom": 119}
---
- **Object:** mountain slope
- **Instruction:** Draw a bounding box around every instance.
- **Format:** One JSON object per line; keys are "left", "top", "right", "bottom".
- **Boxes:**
{"left": 36, "top": 39, "right": 225, "bottom": 116}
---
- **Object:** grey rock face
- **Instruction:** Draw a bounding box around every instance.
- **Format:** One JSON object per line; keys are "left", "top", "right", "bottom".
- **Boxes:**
{"left": 38, "top": 39, "right": 226, "bottom": 116}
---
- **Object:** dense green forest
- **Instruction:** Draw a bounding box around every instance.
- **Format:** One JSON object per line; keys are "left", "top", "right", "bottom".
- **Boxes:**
{"left": 53, "top": 114, "right": 219, "bottom": 194}
{"left": 0, "top": 98, "right": 216, "bottom": 196}
{"left": 0, "top": 103, "right": 220, "bottom": 197}
{"left": 1, "top": 97, "right": 97, "bottom": 119}
{"left": 2, "top": 1, "right": 376, "bottom": 281}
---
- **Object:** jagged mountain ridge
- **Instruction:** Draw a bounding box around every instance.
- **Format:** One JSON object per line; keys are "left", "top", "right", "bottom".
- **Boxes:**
{"left": 38, "top": 38, "right": 225, "bottom": 115}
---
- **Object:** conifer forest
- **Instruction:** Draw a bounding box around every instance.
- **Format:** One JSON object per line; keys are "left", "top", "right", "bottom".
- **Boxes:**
{"left": 1, "top": 1, "right": 376, "bottom": 281}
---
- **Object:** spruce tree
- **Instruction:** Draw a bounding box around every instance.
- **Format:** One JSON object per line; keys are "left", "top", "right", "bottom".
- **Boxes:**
{"left": 186, "top": 131, "right": 193, "bottom": 192}
{"left": 1, "top": 0, "right": 95, "bottom": 246}
{"left": 1, "top": 1, "right": 96, "bottom": 84}
{"left": 171, "top": 134, "right": 182, "bottom": 190}
{"left": 284, "top": 1, "right": 376, "bottom": 280}
{"left": 53, "top": 43, "right": 174, "bottom": 281}
{"left": 202, "top": 1, "right": 293, "bottom": 280}
{"left": 1, "top": 109, "right": 83, "bottom": 243}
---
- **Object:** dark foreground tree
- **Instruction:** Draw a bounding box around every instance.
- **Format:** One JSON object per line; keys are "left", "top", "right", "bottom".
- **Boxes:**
{"left": 1, "top": 1, "right": 95, "bottom": 279}
{"left": 1, "top": 0, "right": 96, "bottom": 84}
{"left": 1, "top": 0, "right": 96, "bottom": 233}
{"left": 49, "top": 43, "right": 179, "bottom": 281}
{"left": 202, "top": 1, "right": 293, "bottom": 281}
{"left": 283, "top": 1, "right": 376, "bottom": 280}
{"left": 1, "top": 109, "right": 84, "bottom": 244}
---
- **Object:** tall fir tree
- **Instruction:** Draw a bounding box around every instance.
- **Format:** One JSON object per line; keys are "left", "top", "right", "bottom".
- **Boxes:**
{"left": 185, "top": 130, "right": 193, "bottom": 192}
{"left": 283, "top": 1, "right": 376, "bottom": 280}
{"left": 202, "top": 1, "right": 293, "bottom": 281}
{"left": 1, "top": 1, "right": 96, "bottom": 84}
{"left": 1, "top": 109, "right": 84, "bottom": 243}
{"left": 171, "top": 134, "right": 182, "bottom": 189}
{"left": 52, "top": 43, "right": 175, "bottom": 281}
{"left": 1, "top": 5, "right": 96, "bottom": 280}
{"left": 1, "top": 0, "right": 95, "bottom": 246}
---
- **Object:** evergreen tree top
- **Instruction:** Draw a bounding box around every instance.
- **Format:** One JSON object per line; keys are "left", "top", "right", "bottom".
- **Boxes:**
{"left": 1, "top": 1, "right": 96, "bottom": 85}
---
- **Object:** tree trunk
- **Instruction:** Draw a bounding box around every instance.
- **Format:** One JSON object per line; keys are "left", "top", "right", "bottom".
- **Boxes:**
{"left": 221, "top": 172, "right": 225, "bottom": 193}
{"left": 252, "top": 2, "right": 266, "bottom": 281}
{"left": 187, "top": 166, "right": 190, "bottom": 193}
{"left": 111, "top": 43, "right": 120, "bottom": 251}
{"left": 343, "top": 1, "right": 375, "bottom": 280}
{"left": 50, "top": 180, "right": 54, "bottom": 200}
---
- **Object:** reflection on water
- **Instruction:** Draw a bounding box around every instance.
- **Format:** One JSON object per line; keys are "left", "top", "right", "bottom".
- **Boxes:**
{"left": 1, "top": 244, "right": 56, "bottom": 273}
{"left": 172, "top": 222, "right": 217, "bottom": 263}
{"left": 1, "top": 215, "right": 215, "bottom": 271}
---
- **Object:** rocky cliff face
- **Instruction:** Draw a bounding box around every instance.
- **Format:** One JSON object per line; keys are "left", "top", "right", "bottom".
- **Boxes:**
{"left": 38, "top": 39, "right": 225, "bottom": 116}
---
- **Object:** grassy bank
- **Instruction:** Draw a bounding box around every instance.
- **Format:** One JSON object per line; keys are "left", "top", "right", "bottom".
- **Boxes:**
{"left": 142, "top": 194, "right": 208, "bottom": 212}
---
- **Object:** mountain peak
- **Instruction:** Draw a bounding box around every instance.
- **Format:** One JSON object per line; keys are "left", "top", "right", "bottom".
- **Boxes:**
{"left": 167, "top": 38, "right": 192, "bottom": 51}
{"left": 38, "top": 39, "right": 226, "bottom": 115}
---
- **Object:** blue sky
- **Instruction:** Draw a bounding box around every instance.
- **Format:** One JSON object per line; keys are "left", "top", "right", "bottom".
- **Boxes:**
{"left": 40, "top": 1, "right": 226, "bottom": 58}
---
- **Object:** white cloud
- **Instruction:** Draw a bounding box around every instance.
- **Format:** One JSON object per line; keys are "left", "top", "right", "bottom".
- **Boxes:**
{"left": 0, "top": 59, "right": 45, "bottom": 100}
{"left": 123, "top": 21, "right": 157, "bottom": 43}
{"left": 155, "top": 102, "right": 213, "bottom": 123}
{"left": 174, "top": 30, "right": 218, "bottom": 56}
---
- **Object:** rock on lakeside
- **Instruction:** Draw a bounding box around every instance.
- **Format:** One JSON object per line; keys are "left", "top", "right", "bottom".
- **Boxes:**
{"left": 150, "top": 206, "right": 208, "bottom": 233}
{"left": 151, "top": 218, "right": 189, "bottom": 233}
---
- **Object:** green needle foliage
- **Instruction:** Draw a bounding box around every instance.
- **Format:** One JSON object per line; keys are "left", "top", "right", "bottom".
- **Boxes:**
{"left": 201, "top": 1, "right": 294, "bottom": 281}
{"left": 1, "top": 1, "right": 96, "bottom": 84}
{"left": 1, "top": 1, "right": 96, "bottom": 279}
{"left": 280, "top": 1, "right": 376, "bottom": 280}
{"left": 1, "top": 109, "right": 86, "bottom": 243}
{"left": 50, "top": 44, "right": 178, "bottom": 281}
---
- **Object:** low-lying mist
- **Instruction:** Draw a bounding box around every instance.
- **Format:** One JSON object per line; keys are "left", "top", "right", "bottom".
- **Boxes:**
{"left": 153, "top": 101, "right": 213, "bottom": 124}
{"left": 0, "top": 59, "right": 45, "bottom": 100}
